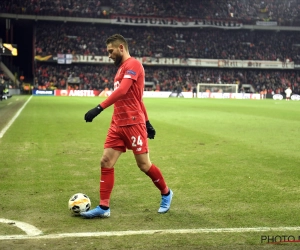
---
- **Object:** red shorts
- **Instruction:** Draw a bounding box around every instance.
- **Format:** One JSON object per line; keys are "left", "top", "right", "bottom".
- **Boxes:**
{"left": 104, "top": 123, "right": 149, "bottom": 154}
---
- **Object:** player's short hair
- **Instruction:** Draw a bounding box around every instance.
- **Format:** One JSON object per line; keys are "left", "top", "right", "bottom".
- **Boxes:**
{"left": 106, "top": 34, "right": 129, "bottom": 52}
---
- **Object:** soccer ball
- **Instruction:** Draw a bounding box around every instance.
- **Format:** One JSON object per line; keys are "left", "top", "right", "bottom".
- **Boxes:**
{"left": 68, "top": 193, "right": 91, "bottom": 215}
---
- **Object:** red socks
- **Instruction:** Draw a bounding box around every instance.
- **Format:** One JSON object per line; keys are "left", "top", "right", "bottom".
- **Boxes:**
{"left": 146, "top": 164, "right": 169, "bottom": 195}
{"left": 99, "top": 164, "right": 168, "bottom": 207}
{"left": 100, "top": 168, "right": 114, "bottom": 207}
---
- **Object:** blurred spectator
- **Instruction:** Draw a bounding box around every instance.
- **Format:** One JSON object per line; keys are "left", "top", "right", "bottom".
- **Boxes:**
{"left": 0, "top": 71, "right": 16, "bottom": 89}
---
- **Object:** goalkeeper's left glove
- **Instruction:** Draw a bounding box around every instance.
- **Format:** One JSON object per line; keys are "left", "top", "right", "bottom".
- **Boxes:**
{"left": 84, "top": 104, "right": 103, "bottom": 122}
{"left": 146, "top": 120, "right": 156, "bottom": 139}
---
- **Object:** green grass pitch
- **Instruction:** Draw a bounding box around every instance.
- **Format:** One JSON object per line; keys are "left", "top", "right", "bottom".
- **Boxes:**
{"left": 0, "top": 96, "right": 300, "bottom": 249}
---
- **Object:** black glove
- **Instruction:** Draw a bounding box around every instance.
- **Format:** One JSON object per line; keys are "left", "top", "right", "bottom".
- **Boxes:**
{"left": 84, "top": 104, "right": 103, "bottom": 122}
{"left": 146, "top": 120, "right": 156, "bottom": 139}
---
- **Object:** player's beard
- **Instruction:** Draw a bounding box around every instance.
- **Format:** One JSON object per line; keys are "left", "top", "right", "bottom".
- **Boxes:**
{"left": 114, "top": 54, "right": 122, "bottom": 67}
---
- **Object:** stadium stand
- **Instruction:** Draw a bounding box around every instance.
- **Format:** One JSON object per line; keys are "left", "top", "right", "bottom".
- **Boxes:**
{"left": 34, "top": 22, "right": 300, "bottom": 61}
{"left": 1, "top": 0, "right": 300, "bottom": 96}
{"left": 1, "top": 0, "right": 300, "bottom": 25}
{"left": 34, "top": 63, "right": 299, "bottom": 95}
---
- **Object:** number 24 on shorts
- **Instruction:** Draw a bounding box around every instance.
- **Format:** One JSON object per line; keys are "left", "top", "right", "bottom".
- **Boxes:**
{"left": 131, "top": 135, "right": 143, "bottom": 147}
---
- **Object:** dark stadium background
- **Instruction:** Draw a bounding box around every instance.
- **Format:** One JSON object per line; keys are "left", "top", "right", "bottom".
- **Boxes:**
{"left": 0, "top": 19, "right": 33, "bottom": 81}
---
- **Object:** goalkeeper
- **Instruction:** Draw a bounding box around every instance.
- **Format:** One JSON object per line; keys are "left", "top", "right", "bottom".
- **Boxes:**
{"left": 81, "top": 34, "right": 173, "bottom": 219}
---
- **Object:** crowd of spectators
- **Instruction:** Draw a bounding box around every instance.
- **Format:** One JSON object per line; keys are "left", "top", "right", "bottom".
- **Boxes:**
{"left": 1, "top": 0, "right": 300, "bottom": 25}
{"left": 2, "top": 1, "right": 300, "bottom": 95}
{"left": 34, "top": 64, "right": 115, "bottom": 92}
{"left": 32, "top": 20, "right": 300, "bottom": 95}
{"left": 112, "top": 0, "right": 300, "bottom": 26}
{"left": 0, "top": 0, "right": 111, "bottom": 19}
{"left": 34, "top": 63, "right": 300, "bottom": 95}
{"left": 35, "top": 22, "right": 300, "bottom": 63}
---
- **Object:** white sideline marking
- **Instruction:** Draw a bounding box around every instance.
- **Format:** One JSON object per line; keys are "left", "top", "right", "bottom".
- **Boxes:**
{"left": 0, "top": 96, "right": 32, "bottom": 138}
{"left": 1, "top": 222, "right": 300, "bottom": 241}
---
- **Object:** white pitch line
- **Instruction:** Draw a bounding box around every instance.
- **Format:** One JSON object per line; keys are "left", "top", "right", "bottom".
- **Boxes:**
{"left": 0, "top": 218, "right": 42, "bottom": 237}
{"left": 0, "top": 96, "right": 32, "bottom": 138}
{"left": 1, "top": 226, "right": 300, "bottom": 241}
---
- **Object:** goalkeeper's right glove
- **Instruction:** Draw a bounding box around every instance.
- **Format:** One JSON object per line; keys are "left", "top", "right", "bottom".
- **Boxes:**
{"left": 84, "top": 104, "right": 103, "bottom": 122}
{"left": 146, "top": 120, "right": 156, "bottom": 139}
